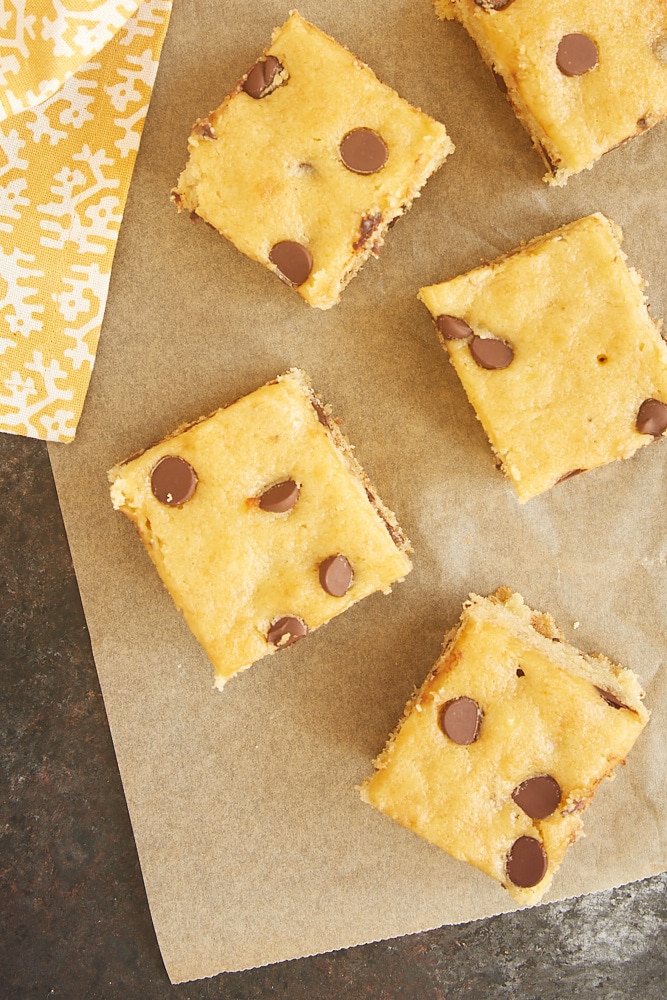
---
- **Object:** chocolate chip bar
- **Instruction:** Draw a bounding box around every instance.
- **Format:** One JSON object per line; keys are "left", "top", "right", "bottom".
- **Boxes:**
{"left": 171, "top": 11, "right": 454, "bottom": 308}
{"left": 109, "top": 370, "right": 412, "bottom": 688}
{"left": 419, "top": 213, "right": 667, "bottom": 503}
{"left": 434, "top": 0, "right": 667, "bottom": 184}
{"left": 361, "top": 589, "right": 649, "bottom": 905}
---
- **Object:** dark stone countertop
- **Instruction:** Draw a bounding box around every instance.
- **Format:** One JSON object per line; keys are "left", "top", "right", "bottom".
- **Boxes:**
{"left": 1, "top": 431, "right": 665, "bottom": 1000}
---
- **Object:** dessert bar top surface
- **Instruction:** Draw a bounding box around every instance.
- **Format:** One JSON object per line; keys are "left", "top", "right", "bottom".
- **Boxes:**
{"left": 435, "top": 0, "right": 667, "bottom": 181}
{"left": 419, "top": 214, "right": 667, "bottom": 501}
{"left": 110, "top": 371, "right": 411, "bottom": 687}
{"left": 173, "top": 11, "right": 453, "bottom": 308}
{"left": 362, "top": 590, "right": 648, "bottom": 905}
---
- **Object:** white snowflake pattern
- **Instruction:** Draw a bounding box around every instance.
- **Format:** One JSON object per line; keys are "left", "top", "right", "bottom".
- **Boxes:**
{"left": 0, "top": 127, "right": 29, "bottom": 173}
{"left": 5, "top": 77, "right": 63, "bottom": 117}
{"left": 0, "top": 126, "right": 30, "bottom": 231}
{"left": 105, "top": 46, "right": 157, "bottom": 111}
{"left": 37, "top": 145, "right": 121, "bottom": 254}
{"left": 53, "top": 261, "right": 106, "bottom": 370}
{"left": 0, "top": 52, "right": 20, "bottom": 91}
{"left": 39, "top": 406, "right": 76, "bottom": 439}
{"left": 0, "top": 0, "right": 37, "bottom": 65}
{"left": 24, "top": 66, "right": 99, "bottom": 145}
{"left": 118, "top": 0, "right": 169, "bottom": 46}
{"left": 0, "top": 176, "right": 28, "bottom": 231}
{"left": 0, "top": 349, "right": 74, "bottom": 438}
{"left": 112, "top": 101, "right": 146, "bottom": 156}
{"left": 0, "top": 245, "right": 44, "bottom": 346}
{"left": 40, "top": 0, "right": 132, "bottom": 60}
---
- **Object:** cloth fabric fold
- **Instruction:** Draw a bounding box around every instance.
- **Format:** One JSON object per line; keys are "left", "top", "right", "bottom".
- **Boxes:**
{"left": 0, "top": 0, "right": 172, "bottom": 441}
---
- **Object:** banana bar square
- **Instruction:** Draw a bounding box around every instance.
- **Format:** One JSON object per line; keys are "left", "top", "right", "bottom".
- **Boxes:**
{"left": 419, "top": 213, "right": 667, "bottom": 503}
{"left": 172, "top": 11, "right": 454, "bottom": 308}
{"left": 435, "top": 0, "right": 667, "bottom": 184}
{"left": 361, "top": 589, "right": 649, "bottom": 905}
{"left": 109, "top": 370, "right": 412, "bottom": 688}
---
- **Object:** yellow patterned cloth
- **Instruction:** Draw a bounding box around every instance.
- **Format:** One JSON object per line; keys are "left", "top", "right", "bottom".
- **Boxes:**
{"left": 0, "top": 0, "right": 172, "bottom": 441}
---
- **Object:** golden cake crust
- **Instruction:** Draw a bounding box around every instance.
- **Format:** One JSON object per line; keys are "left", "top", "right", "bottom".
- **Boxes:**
{"left": 435, "top": 0, "right": 667, "bottom": 184}
{"left": 419, "top": 213, "right": 667, "bottom": 502}
{"left": 109, "top": 370, "right": 412, "bottom": 687}
{"left": 361, "top": 589, "right": 649, "bottom": 905}
{"left": 172, "top": 11, "right": 454, "bottom": 308}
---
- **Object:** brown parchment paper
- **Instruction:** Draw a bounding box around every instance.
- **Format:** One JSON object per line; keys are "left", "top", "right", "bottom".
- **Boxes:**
{"left": 47, "top": 0, "right": 667, "bottom": 984}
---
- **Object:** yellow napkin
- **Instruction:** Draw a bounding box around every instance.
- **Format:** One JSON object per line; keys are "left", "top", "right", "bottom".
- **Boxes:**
{"left": 0, "top": 0, "right": 172, "bottom": 441}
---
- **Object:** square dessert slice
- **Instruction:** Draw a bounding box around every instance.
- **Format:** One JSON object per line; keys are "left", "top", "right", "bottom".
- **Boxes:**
{"left": 419, "top": 213, "right": 667, "bottom": 502}
{"left": 434, "top": 0, "right": 667, "bottom": 185}
{"left": 109, "top": 370, "right": 412, "bottom": 689}
{"left": 361, "top": 589, "right": 649, "bottom": 905}
{"left": 171, "top": 11, "right": 454, "bottom": 309}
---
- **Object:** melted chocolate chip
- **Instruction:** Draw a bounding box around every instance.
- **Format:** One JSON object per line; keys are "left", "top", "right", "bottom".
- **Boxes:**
{"left": 516, "top": 668, "right": 525, "bottom": 677}
{"left": 435, "top": 315, "right": 473, "bottom": 340}
{"left": 512, "top": 775, "right": 562, "bottom": 820}
{"left": 364, "top": 488, "right": 404, "bottom": 548}
{"left": 150, "top": 455, "right": 197, "bottom": 507}
{"left": 506, "top": 836, "right": 548, "bottom": 888}
{"left": 556, "top": 468, "right": 586, "bottom": 484}
{"left": 470, "top": 335, "right": 514, "bottom": 369}
{"left": 595, "top": 686, "right": 631, "bottom": 711}
{"left": 339, "top": 128, "right": 388, "bottom": 175}
{"left": 353, "top": 213, "right": 383, "bottom": 251}
{"left": 636, "top": 398, "right": 667, "bottom": 436}
{"left": 258, "top": 479, "right": 300, "bottom": 513}
{"left": 556, "top": 34, "right": 598, "bottom": 77}
{"left": 192, "top": 120, "right": 217, "bottom": 140}
{"left": 438, "top": 697, "right": 482, "bottom": 745}
{"left": 319, "top": 554, "right": 354, "bottom": 597}
{"left": 269, "top": 241, "right": 313, "bottom": 287}
{"left": 311, "top": 398, "right": 330, "bottom": 427}
{"left": 267, "top": 616, "right": 308, "bottom": 648}
{"left": 493, "top": 69, "right": 508, "bottom": 93}
{"left": 243, "top": 55, "right": 282, "bottom": 99}
{"left": 474, "top": 0, "right": 515, "bottom": 8}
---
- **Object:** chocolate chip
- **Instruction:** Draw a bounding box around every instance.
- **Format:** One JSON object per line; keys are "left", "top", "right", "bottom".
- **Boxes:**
{"left": 506, "top": 836, "right": 548, "bottom": 888}
{"left": 493, "top": 69, "right": 508, "bottom": 94}
{"left": 653, "top": 35, "right": 667, "bottom": 63}
{"left": 339, "top": 128, "right": 388, "bottom": 175}
{"left": 438, "top": 697, "right": 482, "bottom": 745}
{"left": 512, "top": 775, "right": 562, "bottom": 820}
{"left": 192, "top": 120, "right": 217, "bottom": 140}
{"left": 311, "top": 398, "right": 330, "bottom": 427}
{"left": 474, "top": 0, "right": 515, "bottom": 8}
{"left": 435, "top": 315, "right": 473, "bottom": 340}
{"left": 243, "top": 55, "right": 282, "bottom": 99}
{"left": 470, "top": 335, "right": 514, "bottom": 369}
{"left": 595, "top": 686, "right": 631, "bottom": 711}
{"left": 516, "top": 668, "right": 525, "bottom": 677}
{"left": 556, "top": 468, "right": 586, "bottom": 483}
{"left": 636, "top": 398, "right": 667, "bottom": 436}
{"left": 267, "top": 616, "right": 308, "bottom": 648}
{"left": 150, "top": 455, "right": 197, "bottom": 507}
{"left": 556, "top": 34, "right": 598, "bottom": 77}
{"left": 353, "top": 213, "right": 383, "bottom": 251}
{"left": 258, "top": 479, "right": 300, "bottom": 513}
{"left": 319, "top": 554, "right": 354, "bottom": 597}
{"left": 269, "top": 241, "right": 313, "bottom": 287}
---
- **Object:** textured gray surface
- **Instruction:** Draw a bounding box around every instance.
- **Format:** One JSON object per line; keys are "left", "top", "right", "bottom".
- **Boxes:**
{"left": 1, "top": 432, "right": 665, "bottom": 999}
